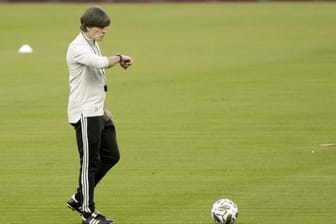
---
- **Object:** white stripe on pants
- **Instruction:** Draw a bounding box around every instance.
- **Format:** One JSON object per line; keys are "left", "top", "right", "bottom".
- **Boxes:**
{"left": 80, "top": 115, "right": 91, "bottom": 214}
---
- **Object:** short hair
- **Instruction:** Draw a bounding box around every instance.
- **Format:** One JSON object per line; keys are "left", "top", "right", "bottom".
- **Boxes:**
{"left": 80, "top": 6, "right": 110, "bottom": 31}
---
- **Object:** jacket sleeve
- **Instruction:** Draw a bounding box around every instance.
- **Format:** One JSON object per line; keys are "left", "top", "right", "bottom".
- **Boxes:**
{"left": 70, "top": 45, "right": 109, "bottom": 69}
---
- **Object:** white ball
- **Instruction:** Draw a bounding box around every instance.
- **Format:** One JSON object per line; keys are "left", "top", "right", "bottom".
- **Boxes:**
{"left": 211, "top": 198, "right": 238, "bottom": 224}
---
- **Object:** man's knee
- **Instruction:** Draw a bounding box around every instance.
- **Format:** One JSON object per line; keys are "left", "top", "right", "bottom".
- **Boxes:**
{"left": 101, "top": 153, "right": 120, "bottom": 167}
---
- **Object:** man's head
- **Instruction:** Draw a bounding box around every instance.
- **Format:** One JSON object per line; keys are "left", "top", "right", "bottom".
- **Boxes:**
{"left": 80, "top": 6, "right": 110, "bottom": 41}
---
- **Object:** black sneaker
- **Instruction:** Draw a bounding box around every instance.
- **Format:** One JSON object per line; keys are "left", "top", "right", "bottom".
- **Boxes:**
{"left": 66, "top": 194, "right": 82, "bottom": 214}
{"left": 82, "top": 211, "right": 114, "bottom": 224}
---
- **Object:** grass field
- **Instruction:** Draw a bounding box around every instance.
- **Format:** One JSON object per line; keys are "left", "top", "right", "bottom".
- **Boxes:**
{"left": 1, "top": 2, "right": 336, "bottom": 224}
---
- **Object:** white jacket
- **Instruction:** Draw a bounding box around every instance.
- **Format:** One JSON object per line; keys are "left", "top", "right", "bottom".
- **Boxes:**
{"left": 66, "top": 32, "right": 109, "bottom": 123}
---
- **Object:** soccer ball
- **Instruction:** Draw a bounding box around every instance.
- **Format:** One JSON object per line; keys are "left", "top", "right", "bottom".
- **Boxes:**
{"left": 211, "top": 199, "right": 238, "bottom": 224}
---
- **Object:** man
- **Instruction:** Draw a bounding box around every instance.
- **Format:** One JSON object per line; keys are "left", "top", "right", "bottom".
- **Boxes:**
{"left": 65, "top": 6, "right": 133, "bottom": 224}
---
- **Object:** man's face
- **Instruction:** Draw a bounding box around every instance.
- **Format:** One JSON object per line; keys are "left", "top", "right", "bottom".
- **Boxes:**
{"left": 86, "top": 26, "right": 108, "bottom": 41}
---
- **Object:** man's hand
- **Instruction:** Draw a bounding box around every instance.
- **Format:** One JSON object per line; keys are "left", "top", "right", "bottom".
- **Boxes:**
{"left": 119, "top": 55, "right": 133, "bottom": 70}
{"left": 104, "top": 108, "right": 113, "bottom": 121}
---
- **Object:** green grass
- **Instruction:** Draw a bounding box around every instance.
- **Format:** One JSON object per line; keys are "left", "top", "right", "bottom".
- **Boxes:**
{"left": 1, "top": 2, "right": 336, "bottom": 224}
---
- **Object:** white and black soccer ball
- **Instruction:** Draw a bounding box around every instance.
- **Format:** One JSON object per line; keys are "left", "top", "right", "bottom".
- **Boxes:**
{"left": 211, "top": 198, "right": 238, "bottom": 224}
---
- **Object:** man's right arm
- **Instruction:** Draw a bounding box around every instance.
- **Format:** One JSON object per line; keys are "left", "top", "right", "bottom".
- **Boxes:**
{"left": 69, "top": 45, "right": 133, "bottom": 69}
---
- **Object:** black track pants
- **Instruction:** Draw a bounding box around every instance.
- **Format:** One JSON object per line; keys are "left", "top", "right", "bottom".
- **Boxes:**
{"left": 72, "top": 115, "right": 120, "bottom": 215}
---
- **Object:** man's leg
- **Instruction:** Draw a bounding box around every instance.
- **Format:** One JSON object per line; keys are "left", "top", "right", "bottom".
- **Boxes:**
{"left": 78, "top": 115, "right": 104, "bottom": 217}
{"left": 95, "top": 119, "right": 120, "bottom": 185}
